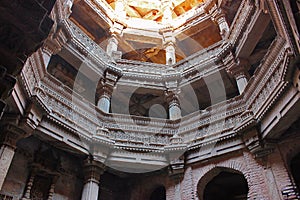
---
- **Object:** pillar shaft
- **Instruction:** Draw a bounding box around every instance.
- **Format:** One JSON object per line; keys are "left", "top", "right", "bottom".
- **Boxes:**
{"left": 166, "top": 91, "right": 181, "bottom": 120}
{"left": 212, "top": 8, "right": 229, "bottom": 38}
{"left": 97, "top": 93, "right": 110, "bottom": 113}
{"left": 0, "top": 124, "right": 25, "bottom": 190}
{"left": 166, "top": 43, "right": 176, "bottom": 65}
{"left": 106, "top": 36, "right": 119, "bottom": 57}
{"left": 236, "top": 74, "right": 248, "bottom": 94}
{"left": 216, "top": 14, "right": 229, "bottom": 37}
{"left": 97, "top": 71, "right": 118, "bottom": 113}
{"left": 174, "top": 180, "right": 181, "bottom": 200}
{"left": 81, "top": 180, "right": 100, "bottom": 200}
{"left": 81, "top": 159, "right": 105, "bottom": 200}
{"left": 227, "top": 58, "right": 250, "bottom": 94}
{"left": 0, "top": 145, "right": 15, "bottom": 189}
{"left": 169, "top": 102, "right": 181, "bottom": 120}
{"left": 166, "top": 173, "right": 184, "bottom": 200}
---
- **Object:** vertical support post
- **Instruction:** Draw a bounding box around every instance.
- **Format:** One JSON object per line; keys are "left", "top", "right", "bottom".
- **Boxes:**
{"left": 106, "top": 35, "right": 119, "bottom": 58}
{"left": 97, "top": 70, "right": 118, "bottom": 113}
{"left": 165, "top": 90, "right": 181, "bottom": 120}
{"left": 0, "top": 124, "right": 25, "bottom": 190}
{"left": 81, "top": 159, "right": 105, "bottom": 200}
{"left": 227, "top": 58, "right": 250, "bottom": 94}
{"left": 214, "top": 10, "right": 230, "bottom": 38}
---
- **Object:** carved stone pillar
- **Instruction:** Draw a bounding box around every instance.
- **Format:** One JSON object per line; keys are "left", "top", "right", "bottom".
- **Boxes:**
{"left": 97, "top": 86, "right": 112, "bottom": 113}
{"left": 47, "top": 176, "right": 59, "bottom": 200}
{"left": 227, "top": 58, "right": 250, "bottom": 94}
{"left": 161, "top": 27, "right": 176, "bottom": 65}
{"left": 107, "top": 20, "right": 124, "bottom": 59}
{"left": 165, "top": 131, "right": 186, "bottom": 200}
{"left": 81, "top": 159, "right": 105, "bottom": 200}
{"left": 0, "top": 124, "right": 26, "bottom": 189}
{"left": 42, "top": 20, "right": 69, "bottom": 68}
{"left": 97, "top": 70, "right": 118, "bottom": 113}
{"left": 161, "top": 0, "right": 173, "bottom": 24}
{"left": 107, "top": 0, "right": 125, "bottom": 59}
{"left": 106, "top": 35, "right": 119, "bottom": 58}
{"left": 214, "top": 10, "right": 230, "bottom": 38}
{"left": 165, "top": 90, "right": 181, "bottom": 120}
{"left": 167, "top": 158, "right": 184, "bottom": 200}
{"left": 165, "top": 42, "right": 176, "bottom": 65}
{"left": 22, "top": 170, "right": 37, "bottom": 200}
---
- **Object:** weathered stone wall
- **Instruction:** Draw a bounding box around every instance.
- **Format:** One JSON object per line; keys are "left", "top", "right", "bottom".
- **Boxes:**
{"left": 0, "top": 149, "right": 29, "bottom": 199}
{"left": 128, "top": 134, "right": 300, "bottom": 200}
{"left": 0, "top": 136, "right": 84, "bottom": 200}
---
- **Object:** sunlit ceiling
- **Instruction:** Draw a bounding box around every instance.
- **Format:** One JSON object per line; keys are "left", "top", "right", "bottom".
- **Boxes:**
{"left": 106, "top": 0, "right": 205, "bottom": 22}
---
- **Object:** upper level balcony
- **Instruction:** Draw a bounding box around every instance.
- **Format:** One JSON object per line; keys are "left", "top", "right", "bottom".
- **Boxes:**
{"left": 6, "top": 0, "right": 298, "bottom": 171}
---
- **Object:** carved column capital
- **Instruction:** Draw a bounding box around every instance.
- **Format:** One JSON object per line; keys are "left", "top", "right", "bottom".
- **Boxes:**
{"left": 0, "top": 124, "right": 27, "bottom": 149}
{"left": 97, "top": 70, "right": 119, "bottom": 100}
{"left": 83, "top": 158, "right": 106, "bottom": 184}
{"left": 42, "top": 25, "right": 69, "bottom": 56}
{"left": 165, "top": 90, "right": 180, "bottom": 108}
{"left": 226, "top": 58, "right": 250, "bottom": 79}
{"left": 212, "top": 8, "right": 229, "bottom": 38}
{"left": 106, "top": 34, "right": 122, "bottom": 59}
{"left": 168, "top": 155, "right": 185, "bottom": 180}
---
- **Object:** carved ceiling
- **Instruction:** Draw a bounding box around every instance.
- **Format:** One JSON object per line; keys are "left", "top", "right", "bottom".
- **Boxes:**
{"left": 106, "top": 0, "right": 205, "bottom": 21}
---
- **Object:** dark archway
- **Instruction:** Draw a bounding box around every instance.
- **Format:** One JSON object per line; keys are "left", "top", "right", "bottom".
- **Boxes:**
{"left": 150, "top": 186, "right": 166, "bottom": 200}
{"left": 291, "top": 152, "right": 300, "bottom": 191}
{"left": 203, "top": 171, "right": 248, "bottom": 200}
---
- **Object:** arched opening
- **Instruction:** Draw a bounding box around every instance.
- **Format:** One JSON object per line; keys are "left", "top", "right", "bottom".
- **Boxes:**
{"left": 291, "top": 152, "right": 300, "bottom": 191}
{"left": 199, "top": 168, "right": 249, "bottom": 200}
{"left": 150, "top": 186, "right": 166, "bottom": 200}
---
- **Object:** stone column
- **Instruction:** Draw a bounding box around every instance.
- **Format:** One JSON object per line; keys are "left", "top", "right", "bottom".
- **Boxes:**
{"left": 0, "top": 124, "right": 25, "bottom": 190}
{"left": 165, "top": 42, "right": 176, "bottom": 65}
{"left": 161, "top": 0, "right": 173, "bottom": 24}
{"left": 106, "top": 35, "right": 119, "bottom": 58}
{"left": 81, "top": 159, "right": 105, "bottom": 200}
{"left": 161, "top": 28, "right": 176, "bottom": 65}
{"left": 165, "top": 90, "right": 181, "bottom": 120}
{"left": 47, "top": 176, "right": 59, "bottom": 200}
{"left": 167, "top": 158, "right": 185, "bottom": 200}
{"left": 227, "top": 58, "right": 250, "bottom": 94}
{"left": 214, "top": 10, "right": 230, "bottom": 38}
{"left": 22, "top": 170, "right": 37, "bottom": 200}
{"left": 97, "top": 86, "right": 112, "bottom": 113}
{"left": 97, "top": 70, "right": 118, "bottom": 113}
{"left": 41, "top": 49, "right": 52, "bottom": 69}
{"left": 161, "top": 0, "right": 176, "bottom": 65}
{"left": 42, "top": 21, "right": 69, "bottom": 69}
{"left": 106, "top": 0, "right": 125, "bottom": 59}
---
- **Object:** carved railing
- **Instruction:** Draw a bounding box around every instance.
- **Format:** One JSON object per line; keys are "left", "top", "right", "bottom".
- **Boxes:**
{"left": 228, "top": 0, "right": 256, "bottom": 49}
{"left": 244, "top": 37, "right": 288, "bottom": 119}
{"left": 19, "top": 37, "right": 292, "bottom": 154}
